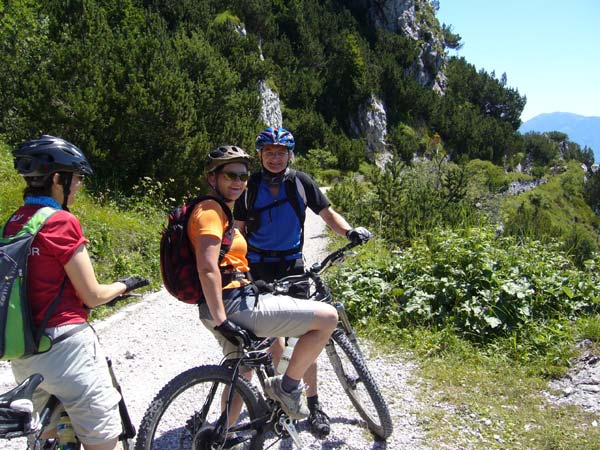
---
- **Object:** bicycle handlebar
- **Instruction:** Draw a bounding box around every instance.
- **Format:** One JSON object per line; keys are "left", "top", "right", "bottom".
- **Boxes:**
{"left": 255, "top": 242, "right": 361, "bottom": 295}
{"left": 107, "top": 292, "right": 143, "bottom": 307}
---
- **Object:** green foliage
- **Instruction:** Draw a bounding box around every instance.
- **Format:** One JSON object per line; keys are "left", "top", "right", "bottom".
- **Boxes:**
{"left": 1, "top": 0, "right": 263, "bottom": 202}
{"left": 0, "top": 0, "right": 531, "bottom": 202}
{"left": 444, "top": 57, "right": 525, "bottom": 131}
{"left": 584, "top": 169, "right": 600, "bottom": 213}
{"left": 329, "top": 229, "right": 600, "bottom": 363}
{"left": 502, "top": 161, "right": 599, "bottom": 266}
{"left": 329, "top": 155, "right": 486, "bottom": 245}
{"left": 0, "top": 142, "right": 26, "bottom": 218}
{"left": 442, "top": 23, "right": 462, "bottom": 50}
{"left": 522, "top": 132, "right": 560, "bottom": 166}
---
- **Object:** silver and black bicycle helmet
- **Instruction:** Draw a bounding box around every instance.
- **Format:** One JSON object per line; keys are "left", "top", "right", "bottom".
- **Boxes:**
{"left": 14, "top": 135, "right": 93, "bottom": 211}
{"left": 206, "top": 145, "right": 251, "bottom": 173}
{"left": 13, "top": 134, "right": 93, "bottom": 186}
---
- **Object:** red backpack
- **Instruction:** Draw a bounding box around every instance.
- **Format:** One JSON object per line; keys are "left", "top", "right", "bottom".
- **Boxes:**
{"left": 160, "top": 196, "right": 234, "bottom": 304}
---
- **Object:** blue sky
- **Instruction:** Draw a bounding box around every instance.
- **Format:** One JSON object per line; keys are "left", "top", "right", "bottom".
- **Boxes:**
{"left": 436, "top": 0, "right": 600, "bottom": 122}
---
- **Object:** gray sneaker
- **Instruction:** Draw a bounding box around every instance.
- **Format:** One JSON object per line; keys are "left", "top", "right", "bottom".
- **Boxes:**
{"left": 264, "top": 375, "right": 309, "bottom": 420}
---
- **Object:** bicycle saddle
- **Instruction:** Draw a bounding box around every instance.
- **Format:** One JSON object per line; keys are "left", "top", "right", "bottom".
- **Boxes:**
{"left": 0, "top": 374, "right": 43, "bottom": 407}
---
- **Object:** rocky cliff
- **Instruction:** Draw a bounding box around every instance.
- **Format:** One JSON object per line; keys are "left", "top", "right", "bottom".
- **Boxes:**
{"left": 258, "top": 0, "right": 447, "bottom": 167}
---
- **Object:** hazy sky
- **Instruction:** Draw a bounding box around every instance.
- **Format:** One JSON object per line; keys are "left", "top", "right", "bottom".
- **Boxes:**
{"left": 436, "top": 0, "right": 600, "bottom": 121}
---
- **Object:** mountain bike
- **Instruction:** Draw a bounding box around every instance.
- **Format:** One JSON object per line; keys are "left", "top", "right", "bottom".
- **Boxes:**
{"left": 264, "top": 241, "right": 393, "bottom": 440}
{"left": 134, "top": 243, "right": 393, "bottom": 449}
{"left": 0, "top": 293, "right": 142, "bottom": 450}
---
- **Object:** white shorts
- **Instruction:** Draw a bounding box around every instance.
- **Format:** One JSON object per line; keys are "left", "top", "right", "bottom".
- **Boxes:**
{"left": 11, "top": 324, "right": 122, "bottom": 445}
{"left": 200, "top": 286, "right": 319, "bottom": 358}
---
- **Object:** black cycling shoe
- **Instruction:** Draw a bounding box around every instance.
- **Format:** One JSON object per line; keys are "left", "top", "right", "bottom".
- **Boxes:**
{"left": 308, "top": 404, "right": 330, "bottom": 438}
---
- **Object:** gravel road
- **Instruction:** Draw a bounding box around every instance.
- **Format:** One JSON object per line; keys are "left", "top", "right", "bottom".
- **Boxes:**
{"left": 0, "top": 206, "right": 430, "bottom": 449}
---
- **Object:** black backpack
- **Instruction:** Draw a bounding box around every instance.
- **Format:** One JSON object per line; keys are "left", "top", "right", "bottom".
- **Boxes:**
{"left": 0, "top": 207, "right": 66, "bottom": 360}
{"left": 160, "top": 196, "right": 235, "bottom": 304}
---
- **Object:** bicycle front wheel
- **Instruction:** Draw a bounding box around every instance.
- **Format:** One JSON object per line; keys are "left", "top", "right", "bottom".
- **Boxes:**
{"left": 134, "top": 365, "right": 266, "bottom": 450}
{"left": 326, "top": 329, "right": 393, "bottom": 439}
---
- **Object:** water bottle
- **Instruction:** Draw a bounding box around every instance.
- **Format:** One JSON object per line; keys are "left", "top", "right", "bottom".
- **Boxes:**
{"left": 276, "top": 337, "right": 299, "bottom": 375}
{"left": 57, "top": 412, "right": 80, "bottom": 450}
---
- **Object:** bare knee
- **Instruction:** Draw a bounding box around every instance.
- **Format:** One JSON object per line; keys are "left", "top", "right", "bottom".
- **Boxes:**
{"left": 313, "top": 304, "right": 338, "bottom": 332}
{"left": 324, "top": 304, "right": 338, "bottom": 330}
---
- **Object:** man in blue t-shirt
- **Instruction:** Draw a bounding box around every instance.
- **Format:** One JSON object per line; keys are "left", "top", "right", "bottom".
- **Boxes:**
{"left": 234, "top": 127, "right": 371, "bottom": 437}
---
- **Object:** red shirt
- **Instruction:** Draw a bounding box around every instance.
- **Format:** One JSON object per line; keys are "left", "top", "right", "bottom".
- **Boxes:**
{"left": 3, "top": 205, "right": 89, "bottom": 327}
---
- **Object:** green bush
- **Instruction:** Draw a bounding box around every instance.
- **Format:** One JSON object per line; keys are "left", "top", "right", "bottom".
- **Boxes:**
{"left": 328, "top": 227, "right": 600, "bottom": 362}
{"left": 329, "top": 156, "right": 485, "bottom": 245}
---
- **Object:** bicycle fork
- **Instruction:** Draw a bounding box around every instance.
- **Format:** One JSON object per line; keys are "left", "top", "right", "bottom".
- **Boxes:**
{"left": 334, "top": 302, "right": 363, "bottom": 356}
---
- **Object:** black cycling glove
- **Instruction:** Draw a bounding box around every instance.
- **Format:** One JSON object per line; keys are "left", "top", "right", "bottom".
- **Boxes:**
{"left": 346, "top": 226, "right": 372, "bottom": 244}
{"left": 215, "top": 320, "right": 252, "bottom": 348}
{"left": 115, "top": 276, "right": 149, "bottom": 293}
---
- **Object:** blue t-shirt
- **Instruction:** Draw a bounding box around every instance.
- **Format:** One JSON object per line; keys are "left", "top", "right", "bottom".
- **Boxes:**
{"left": 234, "top": 170, "right": 329, "bottom": 262}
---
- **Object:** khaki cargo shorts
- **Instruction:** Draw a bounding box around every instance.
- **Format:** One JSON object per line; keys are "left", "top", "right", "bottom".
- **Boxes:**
{"left": 200, "top": 285, "right": 318, "bottom": 358}
{"left": 11, "top": 324, "right": 122, "bottom": 445}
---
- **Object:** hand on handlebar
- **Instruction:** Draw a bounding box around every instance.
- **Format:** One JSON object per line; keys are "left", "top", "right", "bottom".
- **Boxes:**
{"left": 346, "top": 227, "right": 371, "bottom": 244}
{"left": 254, "top": 280, "right": 274, "bottom": 294}
{"left": 215, "top": 320, "right": 252, "bottom": 348}
{"left": 115, "top": 276, "right": 150, "bottom": 294}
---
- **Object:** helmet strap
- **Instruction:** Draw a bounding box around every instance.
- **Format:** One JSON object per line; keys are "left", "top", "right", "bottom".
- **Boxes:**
{"left": 208, "top": 172, "right": 236, "bottom": 203}
{"left": 59, "top": 173, "right": 73, "bottom": 211}
{"left": 261, "top": 167, "right": 288, "bottom": 186}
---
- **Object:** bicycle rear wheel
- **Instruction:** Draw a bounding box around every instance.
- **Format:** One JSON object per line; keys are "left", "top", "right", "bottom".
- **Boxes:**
{"left": 134, "top": 365, "right": 266, "bottom": 450}
{"left": 326, "top": 329, "right": 393, "bottom": 439}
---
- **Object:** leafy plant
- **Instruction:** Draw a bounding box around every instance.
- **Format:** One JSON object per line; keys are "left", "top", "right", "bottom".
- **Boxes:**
{"left": 328, "top": 228, "right": 600, "bottom": 363}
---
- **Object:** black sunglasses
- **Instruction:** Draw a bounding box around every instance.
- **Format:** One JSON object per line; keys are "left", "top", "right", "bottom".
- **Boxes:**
{"left": 221, "top": 171, "right": 249, "bottom": 182}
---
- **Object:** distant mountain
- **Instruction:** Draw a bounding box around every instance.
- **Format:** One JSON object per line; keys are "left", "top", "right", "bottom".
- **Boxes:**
{"left": 520, "top": 112, "right": 600, "bottom": 163}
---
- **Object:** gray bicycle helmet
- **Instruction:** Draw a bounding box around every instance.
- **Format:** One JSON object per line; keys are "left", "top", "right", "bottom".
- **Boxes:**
{"left": 13, "top": 134, "right": 93, "bottom": 187}
{"left": 206, "top": 145, "right": 251, "bottom": 173}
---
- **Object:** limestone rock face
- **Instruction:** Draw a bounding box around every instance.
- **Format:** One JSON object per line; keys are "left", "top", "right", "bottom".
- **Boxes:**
{"left": 355, "top": 95, "right": 392, "bottom": 168}
{"left": 258, "top": 80, "right": 282, "bottom": 129}
{"left": 349, "top": 0, "right": 447, "bottom": 164}
{"left": 368, "top": 0, "right": 446, "bottom": 93}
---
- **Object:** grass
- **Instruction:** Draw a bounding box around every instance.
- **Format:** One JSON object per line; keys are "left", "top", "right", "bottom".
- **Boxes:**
{"left": 418, "top": 347, "right": 600, "bottom": 449}
{"left": 355, "top": 322, "right": 600, "bottom": 450}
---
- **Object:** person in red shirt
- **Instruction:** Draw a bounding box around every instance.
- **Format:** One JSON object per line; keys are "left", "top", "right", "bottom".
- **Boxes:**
{"left": 4, "top": 135, "right": 147, "bottom": 450}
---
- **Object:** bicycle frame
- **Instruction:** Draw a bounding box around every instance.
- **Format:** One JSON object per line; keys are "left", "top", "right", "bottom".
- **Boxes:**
{"left": 193, "top": 337, "right": 302, "bottom": 448}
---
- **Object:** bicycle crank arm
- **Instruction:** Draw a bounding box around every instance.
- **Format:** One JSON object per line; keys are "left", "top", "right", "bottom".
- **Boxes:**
{"left": 280, "top": 417, "right": 306, "bottom": 449}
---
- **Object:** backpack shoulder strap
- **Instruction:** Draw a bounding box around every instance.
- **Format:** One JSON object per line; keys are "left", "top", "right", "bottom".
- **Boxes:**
{"left": 10, "top": 207, "right": 67, "bottom": 348}
{"left": 244, "top": 172, "right": 262, "bottom": 212}
{"left": 1, "top": 207, "right": 58, "bottom": 241}
{"left": 191, "top": 196, "right": 234, "bottom": 263}
{"left": 283, "top": 169, "right": 306, "bottom": 224}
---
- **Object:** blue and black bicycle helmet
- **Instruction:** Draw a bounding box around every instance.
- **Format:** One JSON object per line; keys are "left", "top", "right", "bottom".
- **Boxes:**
{"left": 255, "top": 127, "right": 295, "bottom": 152}
{"left": 13, "top": 135, "right": 93, "bottom": 186}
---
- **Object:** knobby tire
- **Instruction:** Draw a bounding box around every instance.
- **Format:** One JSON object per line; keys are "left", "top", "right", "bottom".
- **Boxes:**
{"left": 134, "top": 365, "right": 265, "bottom": 450}
{"left": 326, "top": 329, "right": 393, "bottom": 439}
